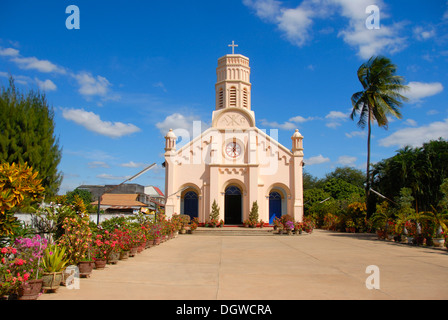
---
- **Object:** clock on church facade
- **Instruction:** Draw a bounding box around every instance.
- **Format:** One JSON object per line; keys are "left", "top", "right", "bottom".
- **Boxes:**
{"left": 164, "top": 43, "right": 304, "bottom": 225}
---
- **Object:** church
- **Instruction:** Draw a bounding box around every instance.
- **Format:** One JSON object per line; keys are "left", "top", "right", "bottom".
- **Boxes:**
{"left": 164, "top": 44, "right": 304, "bottom": 225}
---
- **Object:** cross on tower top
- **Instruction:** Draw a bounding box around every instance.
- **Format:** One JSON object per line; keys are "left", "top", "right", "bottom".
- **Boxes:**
{"left": 228, "top": 41, "right": 238, "bottom": 54}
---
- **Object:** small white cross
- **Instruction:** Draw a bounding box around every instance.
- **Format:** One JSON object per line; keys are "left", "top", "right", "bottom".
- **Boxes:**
{"left": 228, "top": 41, "right": 238, "bottom": 54}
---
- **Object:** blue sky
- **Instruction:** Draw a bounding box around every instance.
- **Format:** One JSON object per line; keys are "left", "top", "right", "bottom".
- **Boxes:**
{"left": 1, "top": 0, "right": 447, "bottom": 195}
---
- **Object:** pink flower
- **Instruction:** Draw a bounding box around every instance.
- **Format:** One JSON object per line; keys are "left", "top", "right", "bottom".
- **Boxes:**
{"left": 1, "top": 247, "right": 7, "bottom": 254}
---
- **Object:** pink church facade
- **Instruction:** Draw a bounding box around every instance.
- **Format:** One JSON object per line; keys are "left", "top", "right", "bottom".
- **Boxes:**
{"left": 164, "top": 51, "right": 304, "bottom": 225}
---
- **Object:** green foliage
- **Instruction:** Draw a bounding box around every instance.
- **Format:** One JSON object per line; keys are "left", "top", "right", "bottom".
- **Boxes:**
{"left": 210, "top": 199, "right": 220, "bottom": 221}
{"left": 372, "top": 139, "right": 448, "bottom": 212}
{"left": 0, "top": 78, "right": 62, "bottom": 197}
{"left": 323, "top": 178, "right": 363, "bottom": 200}
{"left": 325, "top": 167, "right": 365, "bottom": 190}
{"left": 42, "top": 244, "right": 69, "bottom": 272}
{"left": 249, "top": 201, "right": 259, "bottom": 223}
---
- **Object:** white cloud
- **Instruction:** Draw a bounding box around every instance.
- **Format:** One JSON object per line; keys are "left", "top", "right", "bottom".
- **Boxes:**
{"left": 62, "top": 108, "right": 141, "bottom": 138}
{"left": 406, "top": 81, "right": 444, "bottom": 103}
{"left": 35, "top": 78, "right": 57, "bottom": 91}
{"left": 96, "top": 173, "right": 130, "bottom": 181}
{"left": 73, "top": 72, "right": 111, "bottom": 97}
{"left": 276, "top": 5, "right": 316, "bottom": 47}
{"left": 87, "top": 161, "right": 110, "bottom": 168}
{"left": 289, "top": 115, "right": 314, "bottom": 123}
{"left": 345, "top": 130, "right": 366, "bottom": 138}
{"left": 305, "top": 154, "right": 330, "bottom": 165}
{"left": 404, "top": 119, "right": 417, "bottom": 127}
{"left": 413, "top": 26, "right": 436, "bottom": 41}
{"left": 379, "top": 119, "right": 448, "bottom": 148}
{"left": 153, "top": 82, "right": 167, "bottom": 92}
{"left": 120, "top": 161, "right": 146, "bottom": 168}
{"left": 243, "top": 0, "right": 407, "bottom": 58}
{"left": 11, "top": 55, "right": 66, "bottom": 74}
{"left": 0, "top": 47, "right": 19, "bottom": 57}
{"left": 155, "top": 113, "right": 208, "bottom": 147}
{"left": 337, "top": 155, "right": 357, "bottom": 166}
{"left": 326, "top": 111, "right": 348, "bottom": 120}
{"left": 325, "top": 110, "right": 348, "bottom": 128}
{"left": 242, "top": 0, "right": 281, "bottom": 22}
{"left": 260, "top": 119, "right": 296, "bottom": 130}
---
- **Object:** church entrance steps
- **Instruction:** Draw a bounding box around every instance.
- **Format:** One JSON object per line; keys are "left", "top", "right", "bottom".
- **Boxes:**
{"left": 191, "top": 226, "right": 276, "bottom": 236}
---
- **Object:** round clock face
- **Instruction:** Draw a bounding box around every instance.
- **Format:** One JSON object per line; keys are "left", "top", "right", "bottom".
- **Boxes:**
{"left": 226, "top": 142, "right": 241, "bottom": 158}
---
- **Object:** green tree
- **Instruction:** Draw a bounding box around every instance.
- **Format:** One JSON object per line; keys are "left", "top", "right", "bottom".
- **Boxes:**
{"left": 0, "top": 78, "right": 62, "bottom": 197}
{"left": 325, "top": 167, "right": 365, "bottom": 190}
{"left": 210, "top": 200, "right": 220, "bottom": 221}
{"left": 372, "top": 139, "right": 448, "bottom": 212}
{"left": 350, "top": 56, "right": 408, "bottom": 216}
{"left": 323, "top": 178, "right": 363, "bottom": 200}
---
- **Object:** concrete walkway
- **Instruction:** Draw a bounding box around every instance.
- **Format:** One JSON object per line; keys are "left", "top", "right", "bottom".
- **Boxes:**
{"left": 39, "top": 228, "right": 448, "bottom": 300}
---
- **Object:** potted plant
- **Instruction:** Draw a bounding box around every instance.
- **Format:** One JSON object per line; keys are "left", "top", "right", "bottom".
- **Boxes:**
{"left": 285, "top": 220, "right": 295, "bottom": 235}
{"left": 294, "top": 222, "right": 303, "bottom": 235}
{"left": 14, "top": 235, "right": 47, "bottom": 300}
{"left": 189, "top": 218, "right": 199, "bottom": 234}
{"left": 259, "top": 220, "right": 265, "bottom": 228}
{"left": 41, "top": 244, "right": 69, "bottom": 292}
{"left": 248, "top": 201, "right": 259, "bottom": 228}
{"left": 1, "top": 237, "right": 46, "bottom": 300}
{"left": 91, "top": 234, "right": 107, "bottom": 269}
{"left": 433, "top": 228, "right": 446, "bottom": 248}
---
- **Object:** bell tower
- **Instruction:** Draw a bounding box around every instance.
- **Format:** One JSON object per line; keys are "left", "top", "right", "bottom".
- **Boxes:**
{"left": 215, "top": 41, "right": 251, "bottom": 110}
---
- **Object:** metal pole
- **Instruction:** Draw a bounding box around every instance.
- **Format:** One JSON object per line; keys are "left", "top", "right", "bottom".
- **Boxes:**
{"left": 96, "top": 163, "right": 156, "bottom": 225}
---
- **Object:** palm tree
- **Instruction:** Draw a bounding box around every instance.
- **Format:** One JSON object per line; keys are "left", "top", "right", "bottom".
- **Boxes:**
{"left": 351, "top": 56, "right": 408, "bottom": 216}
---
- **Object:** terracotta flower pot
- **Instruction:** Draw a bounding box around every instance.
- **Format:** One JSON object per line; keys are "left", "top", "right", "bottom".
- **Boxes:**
{"left": 42, "top": 272, "right": 63, "bottom": 291}
{"left": 78, "top": 261, "right": 94, "bottom": 277}
{"left": 19, "top": 279, "right": 43, "bottom": 300}
{"left": 94, "top": 259, "right": 107, "bottom": 269}
{"left": 119, "top": 250, "right": 130, "bottom": 260}
{"left": 107, "top": 251, "right": 120, "bottom": 264}
{"left": 129, "top": 247, "right": 138, "bottom": 257}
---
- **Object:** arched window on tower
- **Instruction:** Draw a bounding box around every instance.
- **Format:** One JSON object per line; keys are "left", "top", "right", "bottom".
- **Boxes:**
{"left": 229, "top": 87, "right": 237, "bottom": 107}
{"left": 243, "top": 88, "right": 248, "bottom": 108}
{"left": 218, "top": 88, "right": 224, "bottom": 108}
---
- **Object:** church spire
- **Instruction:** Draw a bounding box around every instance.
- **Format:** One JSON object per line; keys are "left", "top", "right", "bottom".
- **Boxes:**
{"left": 215, "top": 43, "right": 251, "bottom": 111}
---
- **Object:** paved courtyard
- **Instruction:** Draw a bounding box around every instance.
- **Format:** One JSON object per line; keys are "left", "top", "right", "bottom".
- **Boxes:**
{"left": 40, "top": 228, "right": 448, "bottom": 300}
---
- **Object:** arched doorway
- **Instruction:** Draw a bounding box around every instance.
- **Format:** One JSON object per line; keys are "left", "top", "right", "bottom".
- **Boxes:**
{"left": 269, "top": 191, "right": 282, "bottom": 224}
{"left": 225, "top": 185, "right": 242, "bottom": 225}
{"left": 182, "top": 190, "right": 198, "bottom": 220}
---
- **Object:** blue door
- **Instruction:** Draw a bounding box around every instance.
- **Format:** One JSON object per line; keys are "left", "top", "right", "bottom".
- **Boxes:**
{"left": 183, "top": 191, "right": 198, "bottom": 219}
{"left": 269, "top": 192, "right": 282, "bottom": 224}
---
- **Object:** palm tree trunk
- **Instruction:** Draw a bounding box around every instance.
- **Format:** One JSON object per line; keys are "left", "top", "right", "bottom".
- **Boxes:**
{"left": 366, "top": 107, "right": 372, "bottom": 215}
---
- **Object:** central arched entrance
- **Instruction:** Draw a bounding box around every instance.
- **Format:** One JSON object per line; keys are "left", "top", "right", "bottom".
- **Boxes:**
{"left": 182, "top": 190, "right": 198, "bottom": 220}
{"left": 225, "top": 185, "right": 242, "bottom": 225}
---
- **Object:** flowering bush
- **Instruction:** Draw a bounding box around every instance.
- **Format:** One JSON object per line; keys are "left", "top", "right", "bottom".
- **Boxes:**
{"left": 302, "top": 217, "right": 316, "bottom": 234}
{"left": 0, "top": 235, "right": 47, "bottom": 296}
{"left": 147, "top": 223, "right": 162, "bottom": 240}
{"left": 114, "top": 228, "right": 132, "bottom": 251}
{"left": 285, "top": 220, "right": 295, "bottom": 231}
{"left": 57, "top": 214, "right": 93, "bottom": 264}
{"left": 404, "top": 220, "right": 418, "bottom": 238}
{"left": 190, "top": 217, "right": 199, "bottom": 232}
